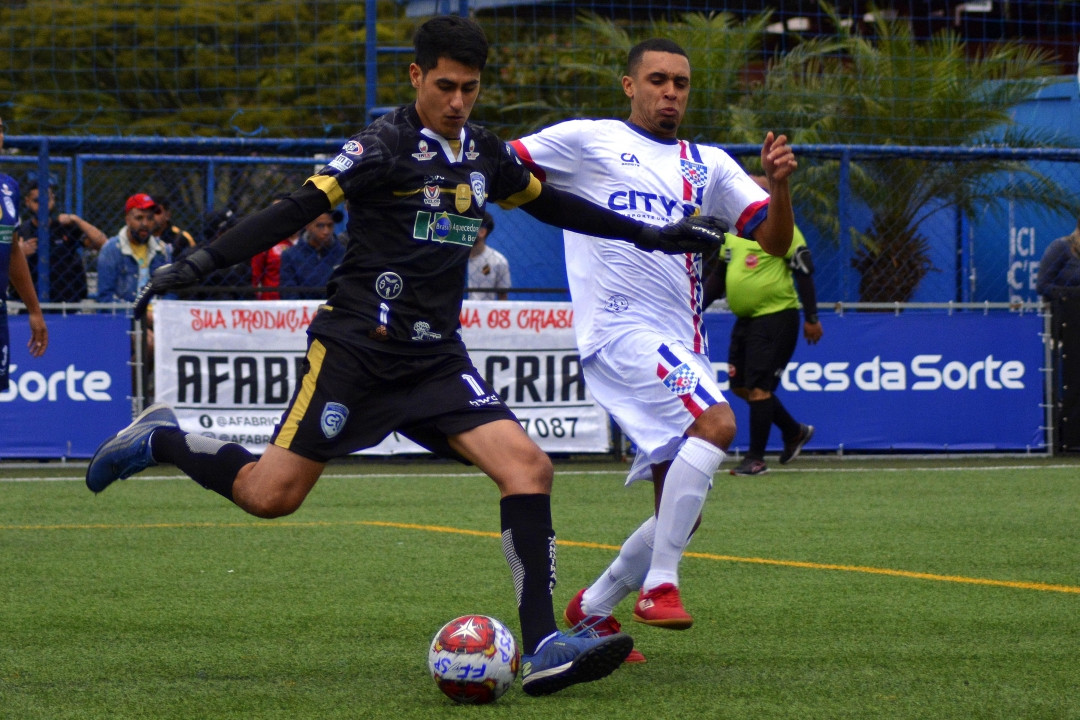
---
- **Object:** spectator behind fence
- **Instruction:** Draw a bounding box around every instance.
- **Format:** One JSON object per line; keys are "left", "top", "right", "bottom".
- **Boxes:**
{"left": 252, "top": 195, "right": 300, "bottom": 300}
{"left": 1, "top": 117, "right": 48, "bottom": 390}
{"left": 467, "top": 212, "right": 511, "bottom": 300}
{"left": 96, "top": 193, "right": 170, "bottom": 303}
{"left": 278, "top": 211, "right": 344, "bottom": 299}
{"left": 179, "top": 208, "right": 251, "bottom": 299}
{"left": 14, "top": 173, "right": 107, "bottom": 305}
{"left": 153, "top": 196, "right": 196, "bottom": 260}
{"left": 1036, "top": 217, "right": 1080, "bottom": 300}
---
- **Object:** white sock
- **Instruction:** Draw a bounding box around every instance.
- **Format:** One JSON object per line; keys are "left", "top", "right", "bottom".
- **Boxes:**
{"left": 642, "top": 437, "right": 724, "bottom": 591}
{"left": 581, "top": 515, "right": 656, "bottom": 617}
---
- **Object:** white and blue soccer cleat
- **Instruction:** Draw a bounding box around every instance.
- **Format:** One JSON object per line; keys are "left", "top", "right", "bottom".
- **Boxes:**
{"left": 519, "top": 626, "right": 633, "bottom": 696}
{"left": 85, "top": 403, "right": 179, "bottom": 493}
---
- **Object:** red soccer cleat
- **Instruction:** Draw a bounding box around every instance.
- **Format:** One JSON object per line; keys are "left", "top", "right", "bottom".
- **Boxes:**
{"left": 565, "top": 588, "right": 647, "bottom": 663}
{"left": 632, "top": 583, "right": 693, "bottom": 630}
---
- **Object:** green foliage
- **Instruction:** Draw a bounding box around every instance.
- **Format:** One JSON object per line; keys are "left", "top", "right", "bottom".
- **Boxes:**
{"left": 0, "top": 0, "right": 411, "bottom": 137}
{"left": 738, "top": 3, "right": 1075, "bottom": 301}
{"left": 485, "top": 11, "right": 772, "bottom": 141}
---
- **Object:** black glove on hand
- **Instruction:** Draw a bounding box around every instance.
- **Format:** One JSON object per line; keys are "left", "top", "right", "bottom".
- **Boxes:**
{"left": 634, "top": 215, "right": 729, "bottom": 255}
{"left": 133, "top": 248, "right": 219, "bottom": 320}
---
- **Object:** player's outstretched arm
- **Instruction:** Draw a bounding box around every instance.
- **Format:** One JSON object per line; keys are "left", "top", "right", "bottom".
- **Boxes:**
{"left": 520, "top": 182, "right": 725, "bottom": 255}
{"left": 752, "top": 132, "right": 798, "bottom": 256}
{"left": 133, "top": 184, "right": 332, "bottom": 319}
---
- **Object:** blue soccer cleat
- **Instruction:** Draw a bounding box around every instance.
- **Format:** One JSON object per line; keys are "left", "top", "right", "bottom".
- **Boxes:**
{"left": 85, "top": 403, "right": 179, "bottom": 493}
{"left": 520, "top": 627, "right": 634, "bottom": 697}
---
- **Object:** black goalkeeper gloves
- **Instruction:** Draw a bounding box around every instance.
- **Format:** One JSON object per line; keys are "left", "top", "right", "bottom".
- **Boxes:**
{"left": 633, "top": 215, "right": 728, "bottom": 255}
{"left": 132, "top": 248, "right": 219, "bottom": 320}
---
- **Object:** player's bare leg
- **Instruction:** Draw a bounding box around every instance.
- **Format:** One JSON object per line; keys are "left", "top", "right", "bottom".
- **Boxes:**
{"left": 230, "top": 444, "right": 325, "bottom": 518}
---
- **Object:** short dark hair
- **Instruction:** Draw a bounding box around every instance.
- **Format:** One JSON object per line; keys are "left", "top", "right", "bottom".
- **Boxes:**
{"left": 627, "top": 38, "right": 688, "bottom": 76}
{"left": 414, "top": 15, "right": 489, "bottom": 73}
{"left": 23, "top": 170, "right": 58, "bottom": 193}
{"left": 480, "top": 212, "right": 495, "bottom": 233}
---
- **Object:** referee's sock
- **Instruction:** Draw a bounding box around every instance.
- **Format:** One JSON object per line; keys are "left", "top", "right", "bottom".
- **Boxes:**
{"left": 747, "top": 396, "right": 775, "bottom": 460}
{"left": 771, "top": 396, "right": 801, "bottom": 439}
{"left": 150, "top": 428, "right": 255, "bottom": 501}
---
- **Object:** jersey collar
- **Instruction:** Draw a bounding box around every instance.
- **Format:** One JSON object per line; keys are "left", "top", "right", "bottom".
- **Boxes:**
{"left": 623, "top": 121, "right": 680, "bottom": 145}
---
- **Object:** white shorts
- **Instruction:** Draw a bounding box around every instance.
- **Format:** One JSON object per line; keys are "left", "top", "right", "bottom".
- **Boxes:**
{"left": 583, "top": 330, "right": 727, "bottom": 482}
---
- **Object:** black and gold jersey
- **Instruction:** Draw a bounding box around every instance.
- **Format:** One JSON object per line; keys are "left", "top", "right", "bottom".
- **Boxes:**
{"left": 306, "top": 104, "right": 539, "bottom": 351}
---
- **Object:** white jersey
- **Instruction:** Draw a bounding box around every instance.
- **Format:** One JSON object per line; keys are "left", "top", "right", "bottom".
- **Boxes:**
{"left": 467, "top": 244, "right": 511, "bottom": 300}
{"left": 511, "top": 119, "right": 769, "bottom": 358}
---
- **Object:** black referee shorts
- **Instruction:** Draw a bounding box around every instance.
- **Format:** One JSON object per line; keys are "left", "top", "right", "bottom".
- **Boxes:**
{"left": 727, "top": 308, "right": 800, "bottom": 393}
{"left": 271, "top": 334, "right": 518, "bottom": 463}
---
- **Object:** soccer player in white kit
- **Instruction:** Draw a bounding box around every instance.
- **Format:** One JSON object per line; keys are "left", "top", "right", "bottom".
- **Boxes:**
{"left": 510, "top": 37, "right": 797, "bottom": 662}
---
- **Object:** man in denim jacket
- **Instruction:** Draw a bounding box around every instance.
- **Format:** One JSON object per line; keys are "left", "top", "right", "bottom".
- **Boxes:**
{"left": 96, "top": 193, "right": 170, "bottom": 303}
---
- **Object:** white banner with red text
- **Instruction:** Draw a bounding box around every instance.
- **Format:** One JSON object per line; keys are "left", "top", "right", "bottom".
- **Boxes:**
{"left": 153, "top": 300, "right": 610, "bottom": 455}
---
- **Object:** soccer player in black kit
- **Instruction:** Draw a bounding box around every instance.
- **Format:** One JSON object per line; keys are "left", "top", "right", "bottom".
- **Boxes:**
{"left": 85, "top": 15, "right": 725, "bottom": 697}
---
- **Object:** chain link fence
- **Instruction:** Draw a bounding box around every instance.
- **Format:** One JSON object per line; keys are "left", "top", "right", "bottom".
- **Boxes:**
{"left": 5, "top": 140, "right": 1080, "bottom": 308}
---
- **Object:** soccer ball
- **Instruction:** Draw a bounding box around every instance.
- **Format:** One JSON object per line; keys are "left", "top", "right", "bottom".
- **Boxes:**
{"left": 427, "top": 614, "right": 520, "bottom": 704}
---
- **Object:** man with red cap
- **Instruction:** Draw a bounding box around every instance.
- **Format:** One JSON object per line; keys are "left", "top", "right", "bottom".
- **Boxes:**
{"left": 96, "top": 193, "right": 171, "bottom": 303}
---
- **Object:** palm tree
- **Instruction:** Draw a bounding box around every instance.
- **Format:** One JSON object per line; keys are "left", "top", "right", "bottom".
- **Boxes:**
{"left": 733, "top": 5, "right": 1077, "bottom": 302}
{"left": 488, "top": 11, "right": 773, "bottom": 141}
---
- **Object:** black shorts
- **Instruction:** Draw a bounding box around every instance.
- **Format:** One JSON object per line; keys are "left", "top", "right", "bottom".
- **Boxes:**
{"left": 727, "top": 308, "right": 800, "bottom": 393}
{"left": 270, "top": 334, "right": 517, "bottom": 463}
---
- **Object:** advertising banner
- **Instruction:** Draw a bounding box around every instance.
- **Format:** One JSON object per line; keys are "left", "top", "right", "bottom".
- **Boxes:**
{"left": 0, "top": 314, "right": 132, "bottom": 458}
{"left": 702, "top": 311, "right": 1046, "bottom": 452}
{"left": 153, "top": 300, "right": 609, "bottom": 455}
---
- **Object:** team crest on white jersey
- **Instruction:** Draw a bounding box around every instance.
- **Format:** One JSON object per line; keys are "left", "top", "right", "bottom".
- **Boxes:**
{"left": 320, "top": 402, "right": 349, "bottom": 439}
{"left": 680, "top": 158, "right": 708, "bottom": 188}
{"left": 470, "top": 172, "right": 486, "bottom": 208}
{"left": 662, "top": 363, "right": 699, "bottom": 397}
{"left": 605, "top": 294, "right": 629, "bottom": 313}
{"left": 465, "top": 139, "right": 479, "bottom": 160}
{"left": 620, "top": 152, "right": 641, "bottom": 166}
{"left": 412, "top": 139, "right": 437, "bottom": 161}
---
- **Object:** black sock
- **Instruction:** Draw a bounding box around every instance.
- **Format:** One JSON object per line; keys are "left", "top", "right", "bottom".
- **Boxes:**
{"left": 500, "top": 493, "right": 558, "bottom": 654}
{"left": 772, "top": 396, "right": 801, "bottom": 439}
{"left": 150, "top": 428, "right": 255, "bottom": 502}
{"left": 748, "top": 397, "right": 775, "bottom": 460}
